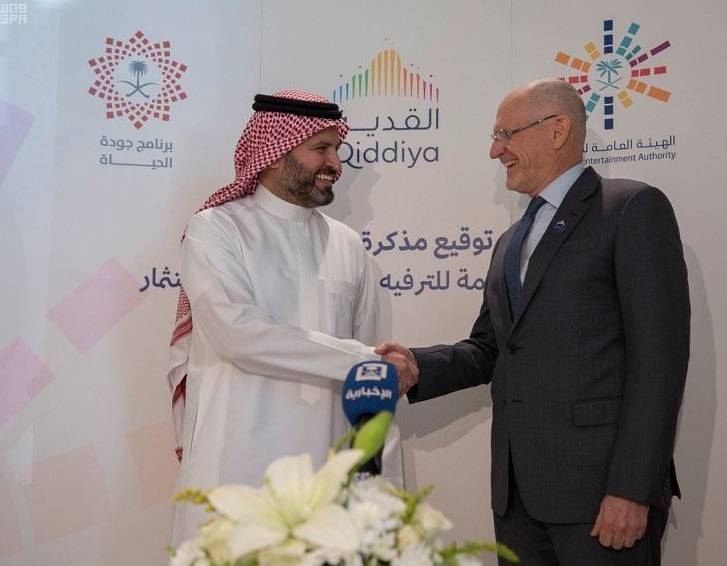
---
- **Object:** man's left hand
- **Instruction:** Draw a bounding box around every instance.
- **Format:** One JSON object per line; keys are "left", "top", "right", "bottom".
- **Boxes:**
{"left": 590, "top": 494, "right": 649, "bottom": 549}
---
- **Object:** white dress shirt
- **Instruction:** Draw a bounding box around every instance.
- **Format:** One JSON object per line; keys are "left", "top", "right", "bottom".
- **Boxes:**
{"left": 520, "top": 163, "right": 585, "bottom": 282}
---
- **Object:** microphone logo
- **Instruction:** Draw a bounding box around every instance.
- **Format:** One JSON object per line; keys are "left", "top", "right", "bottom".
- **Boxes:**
{"left": 355, "top": 362, "right": 388, "bottom": 381}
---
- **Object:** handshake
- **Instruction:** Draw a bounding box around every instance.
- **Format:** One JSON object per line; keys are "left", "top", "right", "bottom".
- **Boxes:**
{"left": 374, "top": 341, "right": 419, "bottom": 398}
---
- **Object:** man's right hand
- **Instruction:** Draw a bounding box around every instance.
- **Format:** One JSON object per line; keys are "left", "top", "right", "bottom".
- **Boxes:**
{"left": 375, "top": 341, "right": 419, "bottom": 397}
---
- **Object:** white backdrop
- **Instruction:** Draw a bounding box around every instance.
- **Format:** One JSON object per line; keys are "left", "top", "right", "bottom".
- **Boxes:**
{"left": 0, "top": 1, "right": 725, "bottom": 565}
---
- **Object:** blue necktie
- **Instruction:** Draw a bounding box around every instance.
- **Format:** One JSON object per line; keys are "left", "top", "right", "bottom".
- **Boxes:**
{"left": 504, "top": 196, "right": 546, "bottom": 314}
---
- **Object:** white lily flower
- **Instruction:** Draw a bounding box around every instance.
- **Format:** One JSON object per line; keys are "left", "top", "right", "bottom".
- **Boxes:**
{"left": 207, "top": 485, "right": 287, "bottom": 557}
{"left": 169, "top": 539, "right": 209, "bottom": 566}
{"left": 392, "top": 542, "right": 434, "bottom": 566}
{"left": 207, "top": 449, "right": 363, "bottom": 559}
{"left": 198, "top": 517, "right": 237, "bottom": 565}
{"left": 172, "top": 447, "right": 505, "bottom": 565}
{"left": 258, "top": 539, "right": 307, "bottom": 565}
{"left": 293, "top": 502, "right": 359, "bottom": 550}
{"left": 397, "top": 524, "right": 421, "bottom": 550}
{"left": 414, "top": 501, "right": 453, "bottom": 534}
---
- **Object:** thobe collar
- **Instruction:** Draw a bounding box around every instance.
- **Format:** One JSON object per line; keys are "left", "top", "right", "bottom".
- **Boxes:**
{"left": 253, "top": 183, "right": 314, "bottom": 222}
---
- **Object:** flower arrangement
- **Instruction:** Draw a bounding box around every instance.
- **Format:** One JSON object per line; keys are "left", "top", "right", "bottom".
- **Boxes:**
{"left": 170, "top": 412, "right": 517, "bottom": 565}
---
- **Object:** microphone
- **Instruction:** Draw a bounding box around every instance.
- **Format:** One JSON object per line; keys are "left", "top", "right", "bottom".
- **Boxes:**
{"left": 341, "top": 361, "right": 398, "bottom": 476}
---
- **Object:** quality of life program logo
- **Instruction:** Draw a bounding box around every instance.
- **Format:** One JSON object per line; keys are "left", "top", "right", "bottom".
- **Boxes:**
{"left": 331, "top": 47, "right": 440, "bottom": 170}
{"left": 555, "top": 19, "right": 671, "bottom": 130}
{"left": 88, "top": 30, "right": 188, "bottom": 129}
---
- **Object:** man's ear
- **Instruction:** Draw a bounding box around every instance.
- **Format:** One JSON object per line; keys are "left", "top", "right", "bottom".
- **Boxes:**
{"left": 258, "top": 161, "right": 281, "bottom": 188}
{"left": 552, "top": 115, "right": 571, "bottom": 150}
{"left": 266, "top": 157, "right": 284, "bottom": 171}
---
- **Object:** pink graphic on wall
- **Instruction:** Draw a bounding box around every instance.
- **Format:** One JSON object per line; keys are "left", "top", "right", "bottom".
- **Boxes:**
{"left": 23, "top": 445, "right": 112, "bottom": 542}
{"left": 0, "top": 475, "right": 22, "bottom": 557}
{"left": 0, "top": 339, "right": 54, "bottom": 429}
{"left": 47, "top": 258, "right": 144, "bottom": 353}
{"left": 126, "top": 420, "right": 178, "bottom": 506}
{"left": 0, "top": 101, "right": 34, "bottom": 190}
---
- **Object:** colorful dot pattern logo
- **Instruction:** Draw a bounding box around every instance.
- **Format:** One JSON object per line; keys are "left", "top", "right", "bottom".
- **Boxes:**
{"left": 88, "top": 30, "right": 188, "bottom": 129}
{"left": 555, "top": 20, "right": 671, "bottom": 130}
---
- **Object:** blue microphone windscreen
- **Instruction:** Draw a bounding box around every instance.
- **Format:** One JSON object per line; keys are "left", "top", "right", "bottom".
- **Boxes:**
{"left": 341, "top": 361, "right": 398, "bottom": 425}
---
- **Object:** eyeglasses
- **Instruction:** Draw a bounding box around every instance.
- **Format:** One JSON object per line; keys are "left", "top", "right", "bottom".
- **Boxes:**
{"left": 490, "top": 114, "right": 559, "bottom": 144}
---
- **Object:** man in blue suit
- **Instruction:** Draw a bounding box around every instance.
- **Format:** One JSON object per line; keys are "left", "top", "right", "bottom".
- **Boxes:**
{"left": 378, "top": 78, "right": 689, "bottom": 565}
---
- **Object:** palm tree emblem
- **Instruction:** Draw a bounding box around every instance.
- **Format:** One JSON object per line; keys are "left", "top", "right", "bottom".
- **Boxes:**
{"left": 118, "top": 60, "right": 158, "bottom": 99}
{"left": 595, "top": 59, "right": 623, "bottom": 91}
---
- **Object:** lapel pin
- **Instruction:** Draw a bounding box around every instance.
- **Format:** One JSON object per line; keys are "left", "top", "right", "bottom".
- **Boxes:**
{"left": 552, "top": 219, "right": 567, "bottom": 232}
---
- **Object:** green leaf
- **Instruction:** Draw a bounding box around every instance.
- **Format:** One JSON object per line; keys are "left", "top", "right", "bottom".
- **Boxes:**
{"left": 441, "top": 541, "right": 519, "bottom": 563}
{"left": 351, "top": 411, "right": 394, "bottom": 466}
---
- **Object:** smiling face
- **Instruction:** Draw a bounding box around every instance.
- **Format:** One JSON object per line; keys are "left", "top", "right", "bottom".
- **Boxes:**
{"left": 489, "top": 90, "right": 563, "bottom": 197}
{"left": 264, "top": 126, "right": 343, "bottom": 208}
{"left": 488, "top": 79, "right": 588, "bottom": 198}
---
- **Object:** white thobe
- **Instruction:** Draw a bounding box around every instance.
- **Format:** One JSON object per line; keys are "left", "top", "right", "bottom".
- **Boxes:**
{"left": 170, "top": 185, "right": 402, "bottom": 546}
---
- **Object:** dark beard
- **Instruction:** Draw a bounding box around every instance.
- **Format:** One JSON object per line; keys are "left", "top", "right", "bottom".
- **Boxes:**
{"left": 278, "top": 154, "right": 335, "bottom": 208}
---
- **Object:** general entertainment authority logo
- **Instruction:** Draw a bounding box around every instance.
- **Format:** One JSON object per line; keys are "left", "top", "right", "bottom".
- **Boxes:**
{"left": 555, "top": 19, "right": 671, "bottom": 130}
{"left": 87, "top": 30, "right": 188, "bottom": 129}
{"left": 332, "top": 47, "right": 440, "bottom": 170}
{"left": 0, "top": 2, "right": 27, "bottom": 24}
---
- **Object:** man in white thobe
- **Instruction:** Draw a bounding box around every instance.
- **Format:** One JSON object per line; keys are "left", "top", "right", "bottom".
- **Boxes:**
{"left": 168, "top": 90, "right": 403, "bottom": 546}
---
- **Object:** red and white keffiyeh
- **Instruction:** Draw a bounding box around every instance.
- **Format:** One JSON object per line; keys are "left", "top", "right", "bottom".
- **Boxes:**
{"left": 167, "top": 89, "right": 349, "bottom": 461}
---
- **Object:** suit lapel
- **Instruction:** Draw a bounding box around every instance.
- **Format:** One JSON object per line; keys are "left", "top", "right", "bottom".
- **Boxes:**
{"left": 510, "top": 167, "right": 600, "bottom": 329}
{"left": 487, "top": 228, "right": 516, "bottom": 334}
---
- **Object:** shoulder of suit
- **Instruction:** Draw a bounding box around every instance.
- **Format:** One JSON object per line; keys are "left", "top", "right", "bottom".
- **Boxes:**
{"left": 599, "top": 177, "right": 666, "bottom": 202}
{"left": 598, "top": 182, "right": 678, "bottom": 231}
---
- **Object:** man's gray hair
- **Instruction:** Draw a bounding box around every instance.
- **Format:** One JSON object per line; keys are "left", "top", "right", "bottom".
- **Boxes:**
{"left": 528, "top": 78, "right": 587, "bottom": 139}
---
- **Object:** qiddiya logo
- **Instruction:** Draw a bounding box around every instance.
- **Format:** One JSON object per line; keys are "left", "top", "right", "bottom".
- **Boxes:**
{"left": 332, "top": 48, "right": 440, "bottom": 170}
